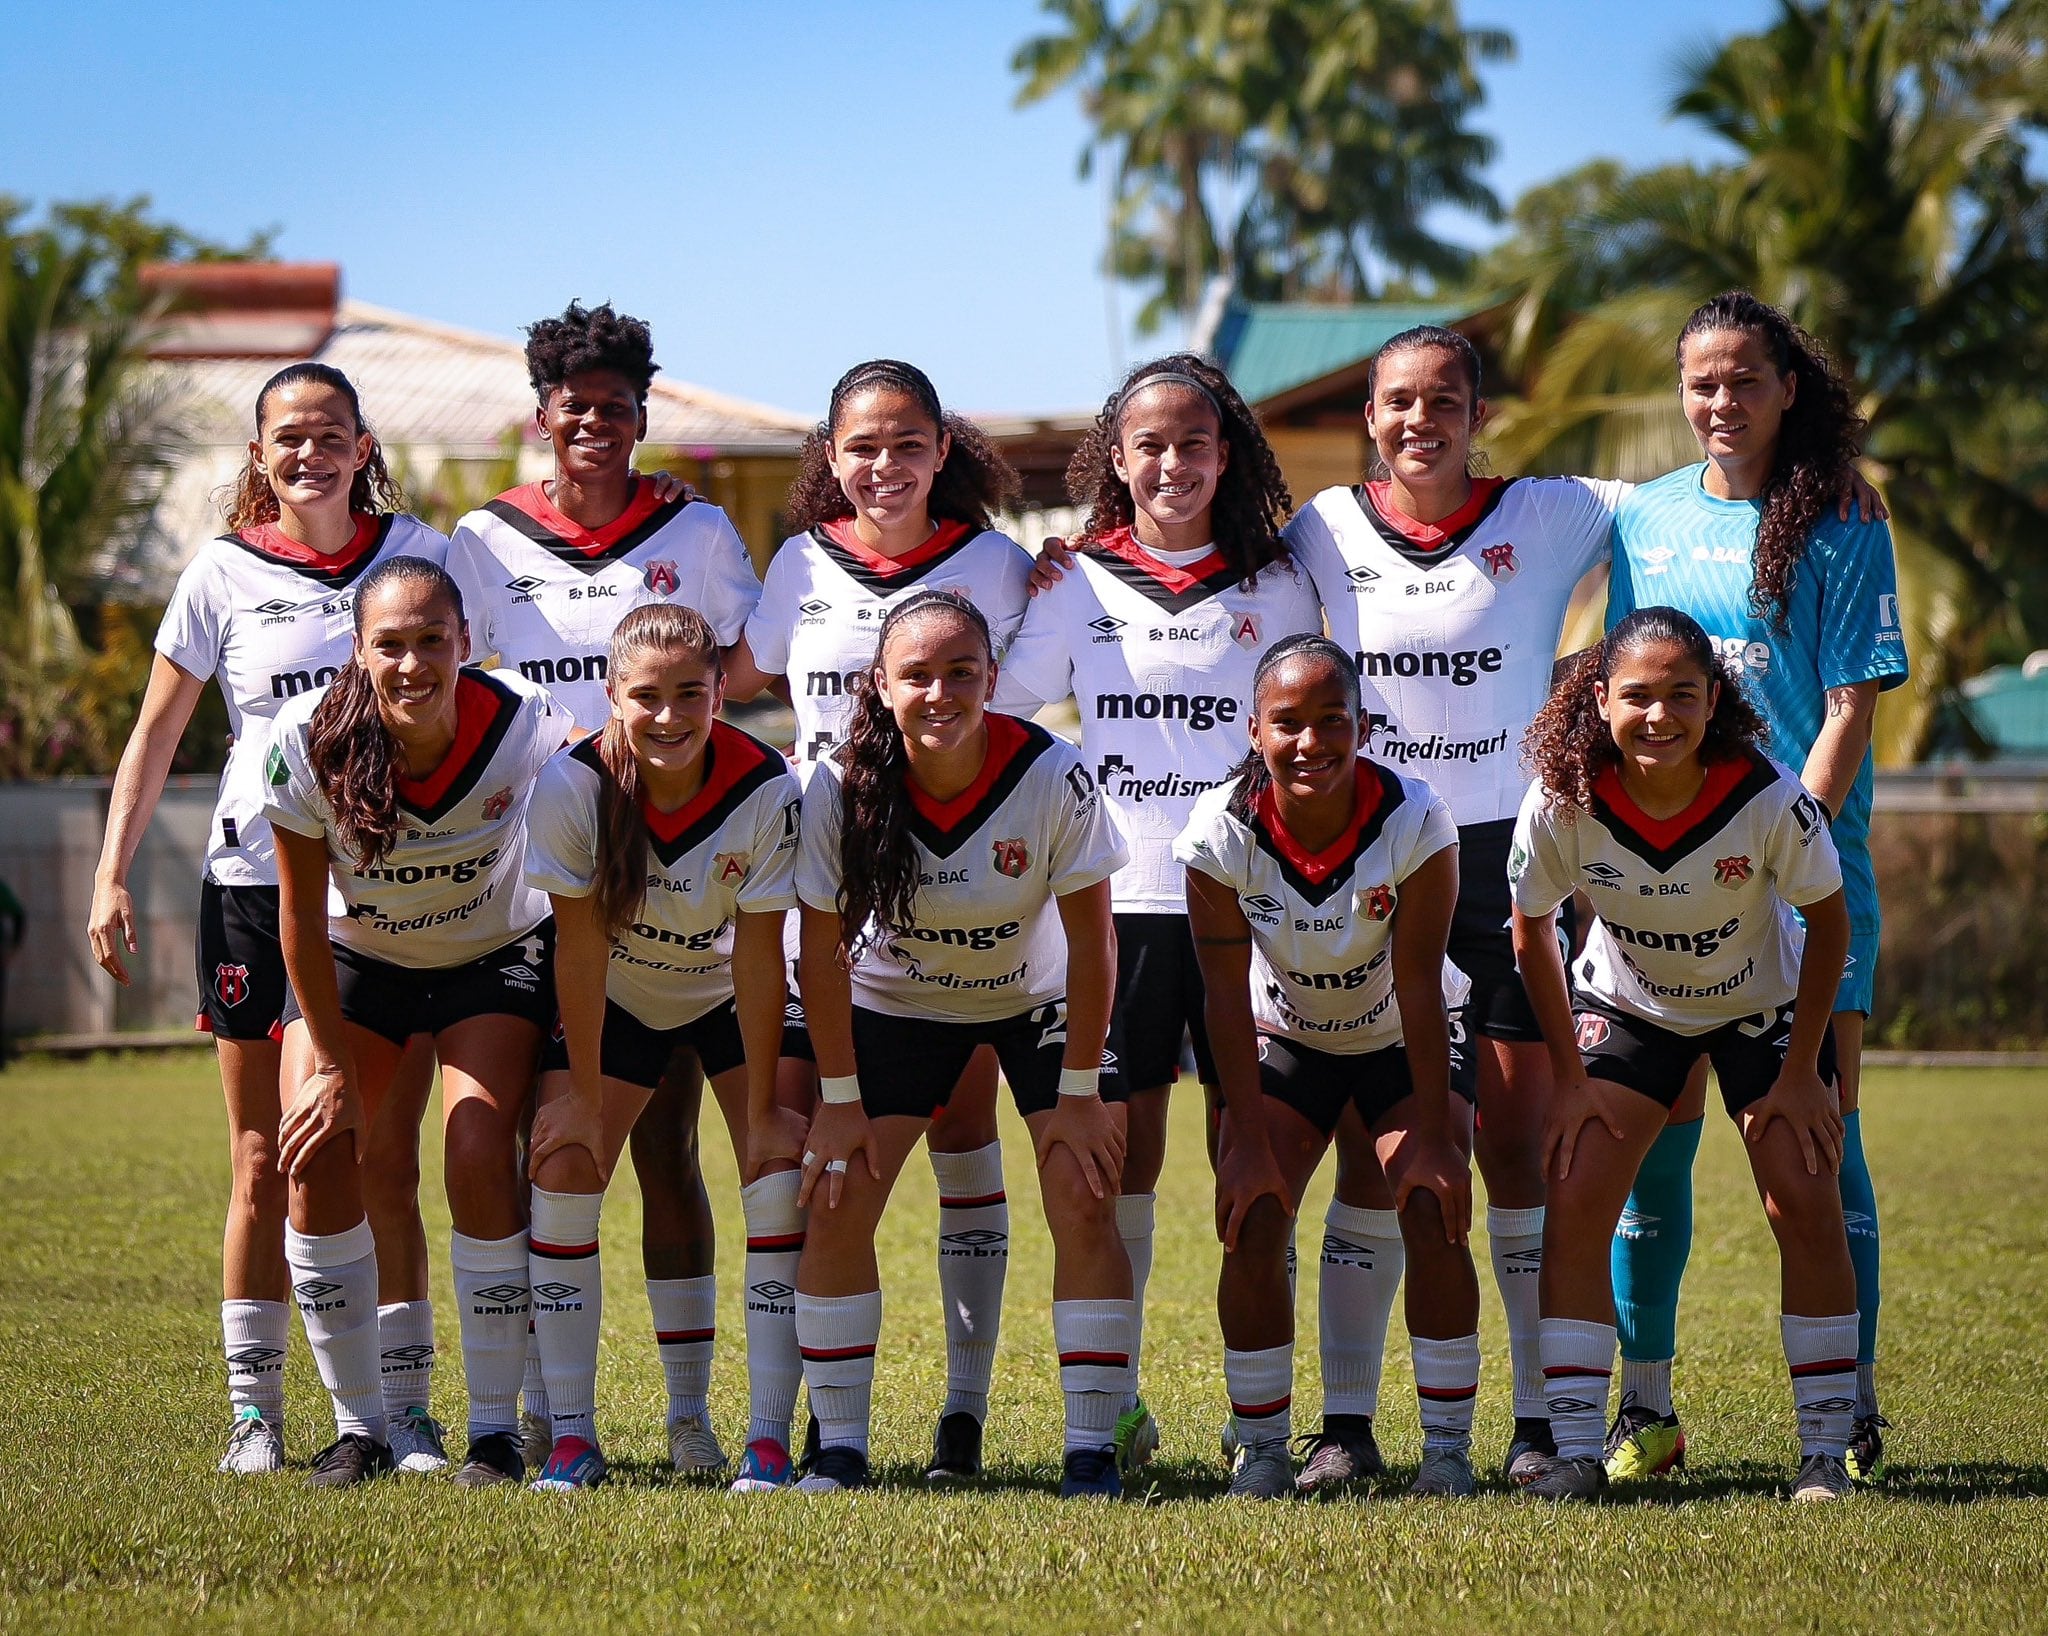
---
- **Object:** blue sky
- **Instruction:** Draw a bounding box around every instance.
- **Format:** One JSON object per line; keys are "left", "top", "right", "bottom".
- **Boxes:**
{"left": 3, "top": 0, "right": 1776, "bottom": 416}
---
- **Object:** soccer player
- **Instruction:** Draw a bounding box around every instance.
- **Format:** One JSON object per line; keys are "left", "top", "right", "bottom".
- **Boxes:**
{"left": 446, "top": 301, "right": 763, "bottom": 1475}
{"left": 263, "top": 555, "right": 571, "bottom": 1487}
{"left": 736, "top": 359, "right": 1032, "bottom": 1483}
{"left": 521, "top": 604, "right": 801, "bottom": 1491}
{"left": 1508, "top": 606, "right": 1858, "bottom": 1503}
{"left": 1177, "top": 635, "right": 1480, "bottom": 1498}
{"left": 994, "top": 355, "right": 1321, "bottom": 1472}
{"left": 783, "top": 591, "right": 1134, "bottom": 1496}
{"left": 1602, "top": 293, "right": 1908, "bottom": 1485}
{"left": 88, "top": 364, "right": 450, "bottom": 1475}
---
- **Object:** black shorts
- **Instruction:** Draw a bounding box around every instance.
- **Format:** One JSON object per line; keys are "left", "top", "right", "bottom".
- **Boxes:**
{"left": 281, "top": 921, "right": 557, "bottom": 1046}
{"left": 1571, "top": 994, "right": 1839, "bottom": 1116}
{"left": 1107, "top": 912, "right": 1217, "bottom": 1091}
{"left": 196, "top": 881, "right": 289, "bottom": 1042}
{"left": 540, "top": 996, "right": 745, "bottom": 1090}
{"left": 781, "top": 995, "right": 815, "bottom": 1063}
{"left": 1258, "top": 1034, "right": 1478, "bottom": 1138}
{"left": 850, "top": 1001, "right": 1126, "bottom": 1120}
{"left": 1450, "top": 819, "right": 1574, "bottom": 1044}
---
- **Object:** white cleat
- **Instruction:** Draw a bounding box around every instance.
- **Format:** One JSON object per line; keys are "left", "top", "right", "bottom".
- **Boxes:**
{"left": 218, "top": 1406, "right": 285, "bottom": 1475}
{"left": 389, "top": 1404, "right": 450, "bottom": 1475}
{"left": 669, "top": 1412, "right": 728, "bottom": 1474}
{"left": 1227, "top": 1438, "right": 1296, "bottom": 1499}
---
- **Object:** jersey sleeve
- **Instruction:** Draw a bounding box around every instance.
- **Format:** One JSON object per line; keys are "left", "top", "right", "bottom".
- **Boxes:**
{"left": 743, "top": 543, "right": 799, "bottom": 678}
{"left": 1507, "top": 780, "right": 1577, "bottom": 917}
{"left": 736, "top": 778, "right": 803, "bottom": 913}
{"left": 155, "top": 553, "right": 224, "bottom": 680}
{"left": 1602, "top": 493, "right": 1644, "bottom": 631}
{"left": 1552, "top": 477, "right": 1627, "bottom": 582}
{"left": 1764, "top": 782, "right": 1844, "bottom": 907}
{"left": 258, "top": 707, "right": 331, "bottom": 841}
{"left": 1279, "top": 501, "right": 1347, "bottom": 614}
{"left": 1815, "top": 519, "right": 1910, "bottom": 692}
{"left": 695, "top": 507, "right": 763, "bottom": 646}
{"left": 1045, "top": 748, "right": 1130, "bottom": 895}
{"left": 795, "top": 763, "right": 847, "bottom": 913}
{"left": 990, "top": 577, "right": 1077, "bottom": 713}
{"left": 982, "top": 536, "right": 1037, "bottom": 661}
{"left": 522, "top": 753, "right": 599, "bottom": 898}
{"left": 444, "top": 517, "right": 501, "bottom": 662}
{"left": 1170, "top": 788, "right": 1245, "bottom": 890}
{"left": 1397, "top": 787, "right": 1460, "bottom": 883}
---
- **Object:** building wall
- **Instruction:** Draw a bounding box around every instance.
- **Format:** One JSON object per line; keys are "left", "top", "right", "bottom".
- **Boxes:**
{"left": 1267, "top": 424, "right": 1368, "bottom": 502}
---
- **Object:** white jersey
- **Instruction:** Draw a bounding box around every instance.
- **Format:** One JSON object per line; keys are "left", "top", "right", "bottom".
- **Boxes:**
{"left": 1175, "top": 763, "right": 1457, "bottom": 1053}
{"left": 154, "top": 514, "right": 449, "bottom": 886}
{"left": 993, "top": 528, "right": 1323, "bottom": 913}
{"left": 524, "top": 721, "right": 801, "bottom": 1029}
{"left": 447, "top": 479, "right": 761, "bottom": 731}
{"left": 746, "top": 520, "right": 1033, "bottom": 765}
{"left": 262, "top": 668, "right": 571, "bottom": 966}
{"left": 1509, "top": 750, "right": 1842, "bottom": 1034}
{"left": 796, "top": 714, "right": 1128, "bottom": 1021}
{"left": 1286, "top": 477, "right": 1624, "bottom": 825}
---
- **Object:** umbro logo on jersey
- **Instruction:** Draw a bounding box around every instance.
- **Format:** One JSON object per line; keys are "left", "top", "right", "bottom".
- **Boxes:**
{"left": 1642, "top": 544, "right": 1678, "bottom": 576}
{"left": 798, "top": 597, "right": 831, "bottom": 619}
{"left": 254, "top": 598, "right": 297, "bottom": 616}
{"left": 506, "top": 575, "right": 545, "bottom": 598}
{"left": 992, "top": 837, "right": 1030, "bottom": 878}
{"left": 1584, "top": 860, "right": 1625, "bottom": 886}
{"left": 644, "top": 559, "right": 680, "bottom": 595}
{"left": 1713, "top": 854, "right": 1753, "bottom": 887}
{"left": 1088, "top": 614, "right": 1126, "bottom": 643}
{"left": 1345, "top": 565, "right": 1380, "bottom": 588}
{"left": 1241, "top": 893, "right": 1285, "bottom": 921}
{"left": 1479, "top": 542, "right": 1519, "bottom": 580}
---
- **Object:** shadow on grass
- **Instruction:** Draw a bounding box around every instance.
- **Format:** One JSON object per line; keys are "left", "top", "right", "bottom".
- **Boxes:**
{"left": 1553, "top": 1459, "right": 2048, "bottom": 1506}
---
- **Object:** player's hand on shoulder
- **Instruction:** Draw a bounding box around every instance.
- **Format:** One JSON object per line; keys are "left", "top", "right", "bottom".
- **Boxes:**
{"left": 647, "top": 471, "right": 696, "bottom": 504}
{"left": 1028, "top": 536, "right": 1076, "bottom": 597}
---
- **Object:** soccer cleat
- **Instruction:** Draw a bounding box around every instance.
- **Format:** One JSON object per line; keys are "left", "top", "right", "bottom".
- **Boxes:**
{"left": 453, "top": 1430, "right": 526, "bottom": 1489}
{"left": 389, "top": 1405, "right": 450, "bottom": 1475}
{"left": 1059, "top": 1445, "right": 1122, "bottom": 1499}
{"left": 1604, "top": 1394, "right": 1686, "bottom": 1480}
{"left": 1792, "top": 1451, "right": 1854, "bottom": 1502}
{"left": 531, "top": 1435, "right": 608, "bottom": 1492}
{"left": 794, "top": 1446, "right": 871, "bottom": 1493}
{"left": 1410, "top": 1446, "right": 1478, "bottom": 1497}
{"left": 729, "top": 1437, "right": 796, "bottom": 1493}
{"left": 307, "top": 1431, "right": 393, "bottom": 1489}
{"left": 518, "top": 1409, "right": 551, "bottom": 1472}
{"left": 1219, "top": 1414, "right": 1240, "bottom": 1463}
{"left": 1293, "top": 1417, "right": 1384, "bottom": 1498}
{"left": 1503, "top": 1416, "right": 1556, "bottom": 1483}
{"left": 1112, "top": 1398, "right": 1159, "bottom": 1475}
{"left": 668, "top": 1412, "right": 728, "bottom": 1474}
{"left": 1514, "top": 1452, "right": 1606, "bottom": 1501}
{"left": 218, "top": 1406, "right": 285, "bottom": 1475}
{"left": 1227, "top": 1438, "right": 1295, "bottom": 1499}
{"left": 925, "top": 1411, "right": 984, "bottom": 1482}
{"left": 800, "top": 1412, "right": 822, "bottom": 1467}
{"left": 1845, "top": 1414, "right": 1890, "bottom": 1485}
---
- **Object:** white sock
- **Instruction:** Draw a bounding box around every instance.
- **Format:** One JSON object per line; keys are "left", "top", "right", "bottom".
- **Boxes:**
{"left": 1411, "top": 1332, "right": 1481, "bottom": 1453}
{"left": 797, "top": 1289, "right": 881, "bottom": 1456}
{"left": 1487, "top": 1204, "right": 1546, "bottom": 1419}
{"left": 524, "top": 1325, "right": 548, "bottom": 1423}
{"left": 529, "top": 1188, "right": 604, "bottom": 1447}
{"left": 1540, "top": 1317, "right": 1616, "bottom": 1461}
{"left": 376, "top": 1299, "right": 434, "bottom": 1421}
{"left": 222, "top": 1298, "right": 288, "bottom": 1423}
{"left": 1115, "top": 1192, "right": 1156, "bottom": 1412}
{"left": 450, "top": 1229, "right": 529, "bottom": 1441}
{"left": 740, "top": 1170, "right": 804, "bottom": 1448}
{"left": 1782, "top": 1312, "right": 1858, "bottom": 1459}
{"left": 286, "top": 1219, "right": 384, "bottom": 1440}
{"left": 1621, "top": 1356, "right": 1675, "bottom": 1419}
{"left": 648, "top": 1275, "right": 716, "bottom": 1426}
{"left": 931, "top": 1142, "right": 1008, "bottom": 1423}
{"left": 1224, "top": 1342, "right": 1294, "bottom": 1448}
{"left": 1053, "top": 1298, "right": 1134, "bottom": 1452}
{"left": 1319, "top": 1202, "right": 1404, "bottom": 1418}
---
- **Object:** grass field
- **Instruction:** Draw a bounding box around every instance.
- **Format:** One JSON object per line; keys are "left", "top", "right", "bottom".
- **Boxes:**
{"left": 3, "top": 1054, "right": 2045, "bottom": 1634}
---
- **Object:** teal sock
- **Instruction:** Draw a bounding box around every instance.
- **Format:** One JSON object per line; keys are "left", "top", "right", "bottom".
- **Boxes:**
{"left": 1838, "top": 1109, "right": 1881, "bottom": 1368}
{"left": 1613, "top": 1118, "right": 1703, "bottom": 1363}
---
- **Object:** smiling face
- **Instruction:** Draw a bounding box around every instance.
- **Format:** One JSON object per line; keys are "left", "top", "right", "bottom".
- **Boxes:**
{"left": 250, "top": 382, "right": 373, "bottom": 519}
{"left": 1596, "top": 638, "right": 1720, "bottom": 780}
{"left": 538, "top": 368, "right": 647, "bottom": 485}
{"left": 1250, "top": 653, "right": 1361, "bottom": 807}
{"left": 356, "top": 577, "right": 469, "bottom": 738}
{"left": 610, "top": 643, "right": 723, "bottom": 780}
{"left": 1111, "top": 382, "right": 1227, "bottom": 539}
{"left": 1679, "top": 327, "right": 1796, "bottom": 485}
{"left": 876, "top": 607, "right": 992, "bottom": 760}
{"left": 1364, "top": 346, "right": 1485, "bottom": 492}
{"left": 828, "top": 387, "right": 951, "bottom": 537}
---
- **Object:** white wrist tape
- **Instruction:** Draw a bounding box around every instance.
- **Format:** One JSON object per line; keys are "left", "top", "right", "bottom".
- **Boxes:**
{"left": 1057, "top": 1066, "right": 1101, "bottom": 1099}
{"left": 819, "top": 1074, "right": 862, "bottom": 1106}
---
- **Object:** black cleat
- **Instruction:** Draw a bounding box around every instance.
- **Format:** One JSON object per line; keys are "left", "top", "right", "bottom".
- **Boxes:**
{"left": 1059, "top": 1445, "right": 1122, "bottom": 1498}
{"left": 1504, "top": 1415, "right": 1557, "bottom": 1483}
{"left": 925, "top": 1411, "right": 985, "bottom": 1482}
{"left": 1294, "top": 1415, "right": 1384, "bottom": 1497}
{"left": 307, "top": 1431, "right": 394, "bottom": 1490}
{"left": 453, "top": 1430, "right": 526, "bottom": 1489}
{"left": 795, "top": 1445, "right": 872, "bottom": 1493}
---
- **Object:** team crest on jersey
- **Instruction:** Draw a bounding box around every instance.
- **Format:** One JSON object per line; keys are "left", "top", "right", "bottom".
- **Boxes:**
{"left": 214, "top": 963, "right": 250, "bottom": 1008}
{"left": 1479, "top": 542, "right": 1519, "bottom": 581}
{"left": 1230, "top": 613, "right": 1264, "bottom": 650}
{"left": 1713, "top": 854, "right": 1753, "bottom": 887}
{"left": 644, "top": 559, "right": 681, "bottom": 596}
{"left": 1361, "top": 884, "right": 1396, "bottom": 921}
{"left": 992, "top": 837, "right": 1030, "bottom": 878}
{"left": 1574, "top": 1013, "right": 1610, "bottom": 1051}
{"left": 480, "top": 787, "right": 513, "bottom": 821}
{"left": 713, "top": 851, "right": 752, "bottom": 884}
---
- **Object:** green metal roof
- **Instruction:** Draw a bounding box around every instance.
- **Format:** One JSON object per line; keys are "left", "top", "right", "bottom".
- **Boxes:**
{"left": 1961, "top": 665, "right": 2048, "bottom": 756}
{"left": 1210, "top": 298, "right": 1472, "bottom": 405}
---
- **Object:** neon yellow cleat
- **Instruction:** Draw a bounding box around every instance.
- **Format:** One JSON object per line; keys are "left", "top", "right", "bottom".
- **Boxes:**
{"left": 1603, "top": 1397, "right": 1686, "bottom": 1480}
{"left": 1112, "top": 1398, "right": 1159, "bottom": 1475}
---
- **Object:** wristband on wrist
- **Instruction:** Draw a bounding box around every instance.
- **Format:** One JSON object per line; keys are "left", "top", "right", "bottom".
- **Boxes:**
{"left": 819, "top": 1074, "right": 862, "bottom": 1106}
{"left": 1057, "top": 1066, "right": 1100, "bottom": 1099}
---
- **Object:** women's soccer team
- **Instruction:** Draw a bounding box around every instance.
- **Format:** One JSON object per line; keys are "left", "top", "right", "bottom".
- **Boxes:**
{"left": 89, "top": 287, "right": 1906, "bottom": 1503}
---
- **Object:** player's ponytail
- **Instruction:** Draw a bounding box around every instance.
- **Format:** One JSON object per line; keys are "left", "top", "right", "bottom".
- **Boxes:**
{"left": 308, "top": 555, "right": 466, "bottom": 870}
{"left": 591, "top": 603, "right": 723, "bottom": 941}
{"left": 835, "top": 591, "right": 994, "bottom": 960}
{"left": 1227, "top": 634, "right": 1362, "bottom": 822}
{"left": 225, "top": 362, "right": 406, "bottom": 532}
{"left": 1523, "top": 607, "right": 1769, "bottom": 816}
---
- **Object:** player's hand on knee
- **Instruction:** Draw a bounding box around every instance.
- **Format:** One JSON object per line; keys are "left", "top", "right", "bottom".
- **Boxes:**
{"left": 1745, "top": 1062, "right": 1844, "bottom": 1175}
{"left": 799, "top": 1101, "right": 876, "bottom": 1209}
{"left": 1036, "top": 1092, "right": 1125, "bottom": 1200}
{"left": 1215, "top": 1133, "right": 1293, "bottom": 1251}
{"left": 529, "top": 1090, "right": 609, "bottom": 1184}
{"left": 279, "top": 1058, "right": 363, "bottom": 1178}
{"left": 746, "top": 1104, "right": 811, "bottom": 1185}
{"left": 1544, "top": 1069, "right": 1627, "bottom": 1182}
{"left": 1394, "top": 1131, "right": 1472, "bottom": 1245}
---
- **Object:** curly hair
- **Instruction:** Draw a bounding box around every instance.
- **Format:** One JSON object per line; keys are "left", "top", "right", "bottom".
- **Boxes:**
{"left": 590, "top": 603, "right": 723, "bottom": 941}
{"left": 1677, "top": 292, "right": 1867, "bottom": 633}
{"left": 1225, "top": 634, "right": 1362, "bottom": 823}
{"left": 1522, "top": 606, "right": 1770, "bottom": 818}
{"left": 307, "top": 555, "right": 467, "bottom": 870}
{"left": 833, "top": 590, "right": 994, "bottom": 961}
{"left": 784, "top": 359, "right": 1020, "bottom": 535}
{"left": 224, "top": 363, "right": 406, "bottom": 532}
{"left": 524, "top": 300, "right": 658, "bottom": 405}
{"left": 1067, "top": 353, "right": 1291, "bottom": 584}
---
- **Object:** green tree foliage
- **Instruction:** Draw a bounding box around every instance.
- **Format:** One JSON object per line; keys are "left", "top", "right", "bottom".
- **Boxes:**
{"left": 1014, "top": 0, "right": 1510, "bottom": 333}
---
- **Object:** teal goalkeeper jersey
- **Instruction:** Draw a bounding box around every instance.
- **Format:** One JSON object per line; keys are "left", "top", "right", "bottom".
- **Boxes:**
{"left": 1607, "top": 465, "right": 1909, "bottom": 847}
